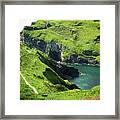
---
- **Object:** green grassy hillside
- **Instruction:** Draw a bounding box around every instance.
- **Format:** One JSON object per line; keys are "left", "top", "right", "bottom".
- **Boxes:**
{"left": 20, "top": 42, "right": 100, "bottom": 100}
{"left": 21, "top": 20, "right": 100, "bottom": 64}
{"left": 20, "top": 43, "right": 70, "bottom": 100}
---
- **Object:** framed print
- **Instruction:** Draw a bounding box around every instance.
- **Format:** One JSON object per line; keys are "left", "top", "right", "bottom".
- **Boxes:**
{"left": 0, "top": 0, "right": 120, "bottom": 119}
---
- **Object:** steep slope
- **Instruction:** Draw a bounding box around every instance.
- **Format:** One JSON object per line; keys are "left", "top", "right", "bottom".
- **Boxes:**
{"left": 20, "top": 20, "right": 100, "bottom": 100}
{"left": 20, "top": 20, "right": 100, "bottom": 65}
{"left": 20, "top": 42, "right": 100, "bottom": 100}
{"left": 20, "top": 43, "right": 80, "bottom": 99}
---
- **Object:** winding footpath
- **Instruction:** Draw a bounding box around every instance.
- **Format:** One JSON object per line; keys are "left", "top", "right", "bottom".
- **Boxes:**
{"left": 20, "top": 71, "right": 38, "bottom": 95}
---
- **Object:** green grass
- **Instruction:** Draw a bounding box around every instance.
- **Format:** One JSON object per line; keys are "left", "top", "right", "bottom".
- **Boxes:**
{"left": 21, "top": 20, "right": 100, "bottom": 62}
{"left": 46, "top": 85, "right": 100, "bottom": 100}
{"left": 20, "top": 43, "right": 69, "bottom": 100}
{"left": 20, "top": 43, "right": 100, "bottom": 100}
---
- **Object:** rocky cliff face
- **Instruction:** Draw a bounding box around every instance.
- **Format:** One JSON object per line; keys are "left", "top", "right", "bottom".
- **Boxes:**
{"left": 46, "top": 40, "right": 62, "bottom": 61}
{"left": 21, "top": 32, "right": 62, "bottom": 61}
{"left": 21, "top": 32, "right": 99, "bottom": 65}
{"left": 64, "top": 53, "right": 99, "bottom": 65}
{"left": 37, "top": 51, "right": 79, "bottom": 80}
{"left": 43, "top": 68, "right": 79, "bottom": 90}
{"left": 20, "top": 33, "right": 47, "bottom": 52}
{"left": 20, "top": 20, "right": 100, "bottom": 66}
{"left": 20, "top": 31, "right": 80, "bottom": 81}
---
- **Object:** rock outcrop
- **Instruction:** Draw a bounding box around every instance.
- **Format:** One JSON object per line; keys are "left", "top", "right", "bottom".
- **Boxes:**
{"left": 21, "top": 32, "right": 62, "bottom": 62}
{"left": 37, "top": 51, "right": 79, "bottom": 80}
{"left": 20, "top": 27, "right": 99, "bottom": 66}
{"left": 43, "top": 68, "right": 79, "bottom": 90}
{"left": 24, "top": 22, "right": 52, "bottom": 30}
{"left": 64, "top": 54, "right": 99, "bottom": 65}
{"left": 64, "top": 54, "right": 78, "bottom": 63}
{"left": 46, "top": 40, "right": 62, "bottom": 61}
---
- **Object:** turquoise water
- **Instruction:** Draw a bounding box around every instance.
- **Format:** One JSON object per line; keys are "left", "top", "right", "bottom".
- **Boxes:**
{"left": 67, "top": 64, "right": 100, "bottom": 90}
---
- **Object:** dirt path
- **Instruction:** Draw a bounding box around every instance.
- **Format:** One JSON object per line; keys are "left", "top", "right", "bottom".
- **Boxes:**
{"left": 20, "top": 72, "right": 38, "bottom": 95}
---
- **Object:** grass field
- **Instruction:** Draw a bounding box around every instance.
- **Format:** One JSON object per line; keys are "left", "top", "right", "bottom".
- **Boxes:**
{"left": 20, "top": 20, "right": 100, "bottom": 100}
